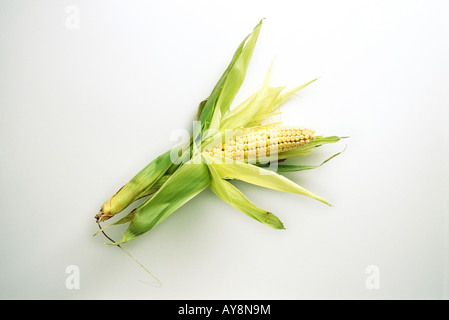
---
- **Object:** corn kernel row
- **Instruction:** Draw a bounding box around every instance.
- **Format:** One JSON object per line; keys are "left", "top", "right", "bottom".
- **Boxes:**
{"left": 205, "top": 126, "right": 315, "bottom": 162}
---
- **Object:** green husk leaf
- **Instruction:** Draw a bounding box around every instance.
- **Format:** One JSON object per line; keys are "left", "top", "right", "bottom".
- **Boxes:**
{"left": 209, "top": 20, "right": 264, "bottom": 130}
{"left": 199, "top": 20, "right": 263, "bottom": 136}
{"left": 205, "top": 154, "right": 284, "bottom": 229}
{"left": 114, "top": 160, "right": 210, "bottom": 244}
{"left": 97, "top": 149, "right": 176, "bottom": 222}
{"left": 135, "top": 172, "right": 172, "bottom": 200}
{"left": 217, "top": 21, "right": 263, "bottom": 117}
{"left": 210, "top": 157, "right": 331, "bottom": 206}
{"left": 257, "top": 147, "right": 346, "bottom": 172}
{"left": 197, "top": 38, "right": 247, "bottom": 134}
{"left": 196, "top": 99, "right": 208, "bottom": 121}
{"left": 279, "top": 136, "right": 347, "bottom": 160}
{"left": 126, "top": 150, "right": 176, "bottom": 201}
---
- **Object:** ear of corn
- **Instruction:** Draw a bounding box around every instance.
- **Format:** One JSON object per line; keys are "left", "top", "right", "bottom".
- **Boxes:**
{"left": 96, "top": 19, "right": 347, "bottom": 246}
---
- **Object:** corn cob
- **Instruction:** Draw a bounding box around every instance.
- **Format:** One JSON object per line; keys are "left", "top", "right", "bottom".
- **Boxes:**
{"left": 96, "top": 19, "right": 346, "bottom": 248}
{"left": 93, "top": 19, "right": 347, "bottom": 288}
{"left": 205, "top": 126, "right": 316, "bottom": 162}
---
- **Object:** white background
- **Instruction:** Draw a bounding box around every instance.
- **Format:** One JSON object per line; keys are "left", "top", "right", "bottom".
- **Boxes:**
{"left": 1, "top": 0, "right": 448, "bottom": 299}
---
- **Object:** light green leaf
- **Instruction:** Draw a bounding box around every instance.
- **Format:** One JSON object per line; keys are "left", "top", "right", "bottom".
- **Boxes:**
{"left": 220, "top": 61, "right": 285, "bottom": 129}
{"left": 253, "top": 78, "right": 320, "bottom": 127}
{"left": 115, "top": 161, "right": 210, "bottom": 244}
{"left": 220, "top": 77, "right": 319, "bottom": 130}
{"left": 270, "top": 78, "right": 319, "bottom": 113}
{"left": 210, "top": 158, "right": 331, "bottom": 206}
{"left": 205, "top": 155, "right": 284, "bottom": 229}
{"left": 221, "top": 86, "right": 285, "bottom": 130}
